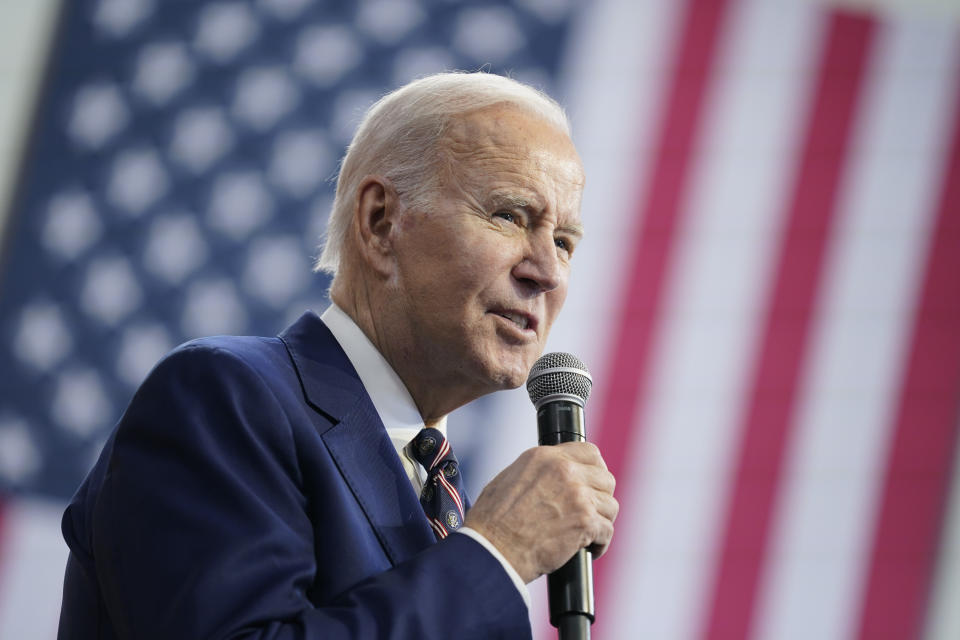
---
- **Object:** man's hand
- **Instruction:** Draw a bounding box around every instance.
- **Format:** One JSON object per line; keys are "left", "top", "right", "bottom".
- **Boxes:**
{"left": 464, "top": 442, "right": 618, "bottom": 583}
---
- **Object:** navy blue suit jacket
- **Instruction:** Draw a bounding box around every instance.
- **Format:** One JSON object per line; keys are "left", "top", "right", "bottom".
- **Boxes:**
{"left": 58, "top": 312, "right": 531, "bottom": 639}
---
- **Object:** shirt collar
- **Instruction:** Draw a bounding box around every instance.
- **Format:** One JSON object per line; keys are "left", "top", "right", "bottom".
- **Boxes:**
{"left": 320, "top": 303, "right": 447, "bottom": 446}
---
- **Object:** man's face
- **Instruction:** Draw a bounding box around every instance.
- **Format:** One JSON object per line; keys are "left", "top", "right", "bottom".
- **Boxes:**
{"left": 386, "top": 105, "right": 585, "bottom": 400}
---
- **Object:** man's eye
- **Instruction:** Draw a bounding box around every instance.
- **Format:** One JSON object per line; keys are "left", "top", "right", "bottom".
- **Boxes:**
{"left": 493, "top": 211, "right": 516, "bottom": 224}
{"left": 555, "top": 237, "right": 569, "bottom": 253}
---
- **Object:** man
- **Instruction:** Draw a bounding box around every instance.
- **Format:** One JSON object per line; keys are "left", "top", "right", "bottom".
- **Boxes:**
{"left": 58, "top": 72, "right": 618, "bottom": 639}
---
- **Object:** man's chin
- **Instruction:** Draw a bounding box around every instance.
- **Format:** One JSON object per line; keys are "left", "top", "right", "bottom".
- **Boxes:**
{"left": 499, "top": 375, "right": 526, "bottom": 391}
{"left": 485, "top": 355, "right": 537, "bottom": 391}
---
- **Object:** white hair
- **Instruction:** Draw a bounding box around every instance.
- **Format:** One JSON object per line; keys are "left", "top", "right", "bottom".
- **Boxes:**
{"left": 314, "top": 71, "right": 571, "bottom": 274}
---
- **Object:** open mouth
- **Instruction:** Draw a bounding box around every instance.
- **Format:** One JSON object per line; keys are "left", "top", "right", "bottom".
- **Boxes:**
{"left": 493, "top": 310, "right": 535, "bottom": 332}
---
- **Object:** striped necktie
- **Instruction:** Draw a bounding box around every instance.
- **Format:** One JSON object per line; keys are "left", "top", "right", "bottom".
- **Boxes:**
{"left": 410, "top": 428, "right": 469, "bottom": 540}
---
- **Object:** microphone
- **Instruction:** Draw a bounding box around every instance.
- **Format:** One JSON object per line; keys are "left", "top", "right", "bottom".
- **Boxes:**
{"left": 526, "top": 352, "right": 595, "bottom": 640}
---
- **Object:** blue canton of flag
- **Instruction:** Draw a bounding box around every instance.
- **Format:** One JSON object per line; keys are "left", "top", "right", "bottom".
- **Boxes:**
{"left": 0, "top": 0, "right": 574, "bottom": 501}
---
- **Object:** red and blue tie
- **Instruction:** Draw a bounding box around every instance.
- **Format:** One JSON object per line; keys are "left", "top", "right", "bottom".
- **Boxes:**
{"left": 411, "top": 428, "right": 469, "bottom": 540}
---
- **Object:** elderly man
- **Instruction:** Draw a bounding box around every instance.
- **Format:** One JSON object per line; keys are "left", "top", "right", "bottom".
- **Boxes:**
{"left": 58, "top": 72, "right": 618, "bottom": 639}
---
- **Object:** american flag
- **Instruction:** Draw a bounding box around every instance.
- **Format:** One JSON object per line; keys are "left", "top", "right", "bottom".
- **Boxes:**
{"left": 0, "top": 0, "right": 958, "bottom": 638}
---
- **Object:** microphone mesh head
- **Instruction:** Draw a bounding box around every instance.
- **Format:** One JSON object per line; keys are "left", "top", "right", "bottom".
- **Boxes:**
{"left": 526, "top": 352, "right": 592, "bottom": 407}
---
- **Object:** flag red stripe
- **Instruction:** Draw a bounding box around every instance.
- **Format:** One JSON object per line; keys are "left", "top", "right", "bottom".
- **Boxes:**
{"left": 589, "top": 0, "right": 734, "bottom": 634}
{"left": 700, "top": 12, "right": 876, "bottom": 640}
{"left": 855, "top": 46, "right": 960, "bottom": 640}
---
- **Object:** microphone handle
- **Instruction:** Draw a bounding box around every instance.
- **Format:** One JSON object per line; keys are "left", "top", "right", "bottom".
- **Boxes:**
{"left": 537, "top": 401, "right": 594, "bottom": 640}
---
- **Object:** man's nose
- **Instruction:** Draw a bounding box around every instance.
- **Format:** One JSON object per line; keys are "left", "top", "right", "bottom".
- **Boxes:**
{"left": 512, "top": 231, "right": 563, "bottom": 293}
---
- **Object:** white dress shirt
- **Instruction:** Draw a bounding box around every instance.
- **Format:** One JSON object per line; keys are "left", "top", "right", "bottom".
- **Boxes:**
{"left": 320, "top": 304, "right": 530, "bottom": 608}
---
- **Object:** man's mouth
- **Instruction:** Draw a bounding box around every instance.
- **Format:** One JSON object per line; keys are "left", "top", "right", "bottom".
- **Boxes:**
{"left": 493, "top": 310, "right": 536, "bottom": 332}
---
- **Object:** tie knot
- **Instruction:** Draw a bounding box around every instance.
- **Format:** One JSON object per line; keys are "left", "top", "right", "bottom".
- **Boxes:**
{"left": 410, "top": 427, "right": 454, "bottom": 472}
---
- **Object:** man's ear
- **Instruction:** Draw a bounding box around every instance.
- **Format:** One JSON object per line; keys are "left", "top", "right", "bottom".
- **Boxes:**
{"left": 353, "top": 175, "right": 400, "bottom": 277}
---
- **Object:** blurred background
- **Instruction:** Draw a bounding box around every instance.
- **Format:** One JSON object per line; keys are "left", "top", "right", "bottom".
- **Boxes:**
{"left": 0, "top": 0, "right": 958, "bottom": 638}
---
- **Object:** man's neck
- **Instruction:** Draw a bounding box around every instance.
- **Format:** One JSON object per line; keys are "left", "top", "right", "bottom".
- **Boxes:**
{"left": 330, "top": 281, "right": 478, "bottom": 422}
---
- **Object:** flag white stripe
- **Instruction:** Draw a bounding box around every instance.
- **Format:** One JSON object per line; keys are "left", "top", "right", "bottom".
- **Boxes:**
{"left": 0, "top": 0, "right": 61, "bottom": 244}
{"left": 0, "top": 500, "right": 67, "bottom": 639}
{"left": 550, "top": 0, "right": 685, "bottom": 391}
{"left": 511, "top": 2, "right": 683, "bottom": 636}
{"left": 751, "top": 15, "right": 960, "bottom": 640}
{"left": 601, "top": 0, "right": 822, "bottom": 636}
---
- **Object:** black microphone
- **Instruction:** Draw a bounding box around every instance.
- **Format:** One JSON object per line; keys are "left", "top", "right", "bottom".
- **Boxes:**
{"left": 526, "top": 352, "right": 595, "bottom": 640}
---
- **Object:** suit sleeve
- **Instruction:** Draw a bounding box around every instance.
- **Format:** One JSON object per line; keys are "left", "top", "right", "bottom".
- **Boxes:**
{"left": 90, "top": 344, "right": 530, "bottom": 640}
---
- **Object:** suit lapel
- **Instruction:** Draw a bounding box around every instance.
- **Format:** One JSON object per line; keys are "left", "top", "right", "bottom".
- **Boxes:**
{"left": 279, "top": 312, "right": 436, "bottom": 565}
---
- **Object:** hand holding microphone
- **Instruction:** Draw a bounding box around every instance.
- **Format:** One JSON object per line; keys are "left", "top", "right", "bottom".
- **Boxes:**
{"left": 465, "top": 353, "right": 617, "bottom": 638}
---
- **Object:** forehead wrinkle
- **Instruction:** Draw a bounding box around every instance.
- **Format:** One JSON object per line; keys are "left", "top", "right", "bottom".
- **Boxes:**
{"left": 439, "top": 105, "right": 579, "bottom": 174}
{"left": 443, "top": 146, "right": 581, "bottom": 207}
{"left": 442, "top": 105, "right": 530, "bottom": 151}
{"left": 436, "top": 106, "right": 585, "bottom": 225}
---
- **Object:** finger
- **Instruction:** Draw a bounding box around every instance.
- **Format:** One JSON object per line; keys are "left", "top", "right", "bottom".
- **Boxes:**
{"left": 583, "top": 465, "right": 616, "bottom": 493}
{"left": 593, "top": 492, "right": 619, "bottom": 523}
{"left": 586, "top": 518, "right": 615, "bottom": 558}
{"left": 554, "top": 441, "right": 605, "bottom": 466}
